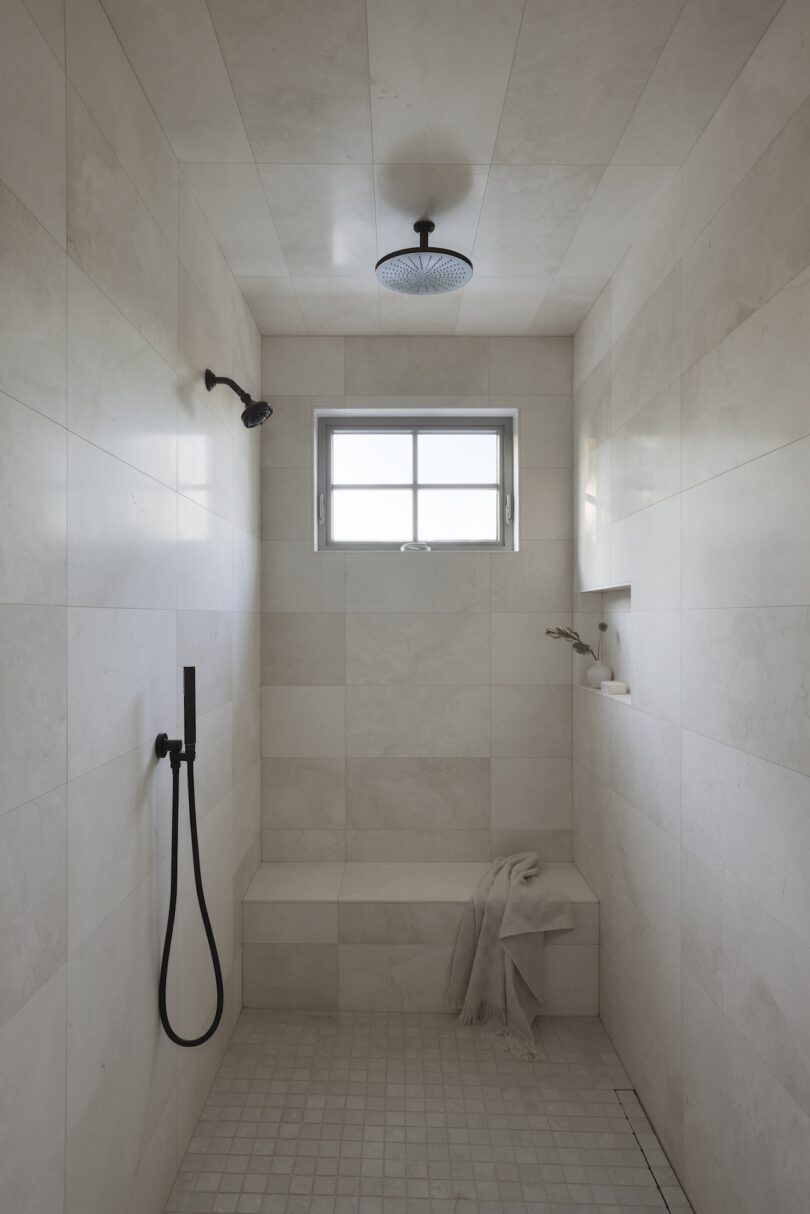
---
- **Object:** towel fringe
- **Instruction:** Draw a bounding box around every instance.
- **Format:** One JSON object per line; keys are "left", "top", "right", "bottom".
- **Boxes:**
{"left": 457, "top": 1000, "right": 508, "bottom": 1028}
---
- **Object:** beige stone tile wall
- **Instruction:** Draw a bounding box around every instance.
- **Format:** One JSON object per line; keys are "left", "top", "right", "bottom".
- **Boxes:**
{"left": 260, "top": 336, "right": 574, "bottom": 865}
{"left": 0, "top": 1, "right": 262, "bottom": 1210}
{"left": 572, "top": 3, "right": 810, "bottom": 1207}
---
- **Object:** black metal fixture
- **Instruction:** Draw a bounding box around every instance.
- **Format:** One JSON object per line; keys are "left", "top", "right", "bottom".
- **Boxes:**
{"left": 375, "top": 219, "right": 473, "bottom": 295}
{"left": 155, "top": 667, "right": 224, "bottom": 1048}
{"left": 204, "top": 368, "right": 273, "bottom": 428}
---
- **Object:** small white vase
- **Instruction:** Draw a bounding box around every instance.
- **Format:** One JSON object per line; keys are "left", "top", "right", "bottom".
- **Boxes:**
{"left": 586, "top": 660, "right": 612, "bottom": 688}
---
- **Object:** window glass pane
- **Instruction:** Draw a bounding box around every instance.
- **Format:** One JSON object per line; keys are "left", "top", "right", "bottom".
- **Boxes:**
{"left": 417, "top": 489, "right": 499, "bottom": 542}
{"left": 417, "top": 432, "right": 498, "bottom": 484}
{"left": 332, "top": 489, "right": 413, "bottom": 542}
{"left": 332, "top": 432, "right": 412, "bottom": 484}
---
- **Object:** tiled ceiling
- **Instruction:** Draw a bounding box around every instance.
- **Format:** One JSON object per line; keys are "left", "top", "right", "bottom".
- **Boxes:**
{"left": 101, "top": 0, "right": 781, "bottom": 336}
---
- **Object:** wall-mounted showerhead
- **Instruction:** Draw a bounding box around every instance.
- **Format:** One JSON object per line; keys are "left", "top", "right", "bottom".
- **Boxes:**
{"left": 204, "top": 369, "right": 273, "bottom": 428}
{"left": 375, "top": 220, "right": 473, "bottom": 295}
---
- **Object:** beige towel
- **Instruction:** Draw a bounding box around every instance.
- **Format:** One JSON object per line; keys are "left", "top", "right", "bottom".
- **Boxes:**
{"left": 447, "top": 853, "right": 575, "bottom": 1043}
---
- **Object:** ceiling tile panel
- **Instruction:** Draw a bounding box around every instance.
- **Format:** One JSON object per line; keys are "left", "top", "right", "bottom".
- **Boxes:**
{"left": 456, "top": 276, "right": 553, "bottom": 336}
{"left": 367, "top": 0, "right": 525, "bottom": 164}
{"left": 558, "top": 165, "right": 677, "bottom": 279}
{"left": 237, "top": 277, "right": 306, "bottom": 334}
{"left": 528, "top": 276, "right": 608, "bottom": 335}
{"left": 295, "top": 276, "right": 382, "bottom": 335}
{"left": 379, "top": 289, "right": 462, "bottom": 335}
{"left": 260, "top": 164, "right": 377, "bottom": 278}
{"left": 612, "top": 0, "right": 783, "bottom": 165}
{"left": 494, "top": 0, "right": 684, "bottom": 165}
{"left": 101, "top": 0, "right": 253, "bottom": 163}
{"left": 472, "top": 165, "right": 602, "bottom": 277}
{"left": 374, "top": 164, "right": 489, "bottom": 260}
{"left": 207, "top": 0, "right": 373, "bottom": 162}
{"left": 183, "top": 163, "right": 288, "bottom": 277}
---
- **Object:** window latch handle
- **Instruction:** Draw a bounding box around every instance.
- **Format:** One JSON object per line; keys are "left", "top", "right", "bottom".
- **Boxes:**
{"left": 505, "top": 493, "right": 513, "bottom": 526}
{"left": 318, "top": 493, "right": 325, "bottom": 526}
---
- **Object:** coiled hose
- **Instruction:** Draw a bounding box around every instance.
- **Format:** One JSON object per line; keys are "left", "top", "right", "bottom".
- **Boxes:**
{"left": 158, "top": 752, "right": 223, "bottom": 1047}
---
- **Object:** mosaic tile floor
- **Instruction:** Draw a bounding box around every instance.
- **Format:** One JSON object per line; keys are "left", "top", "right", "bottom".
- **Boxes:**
{"left": 165, "top": 1012, "right": 692, "bottom": 1214}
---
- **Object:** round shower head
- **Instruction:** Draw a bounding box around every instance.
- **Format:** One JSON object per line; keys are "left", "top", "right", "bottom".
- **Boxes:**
{"left": 241, "top": 399, "right": 273, "bottom": 428}
{"left": 375, "top": 220, "right": 473, "bottom": 295}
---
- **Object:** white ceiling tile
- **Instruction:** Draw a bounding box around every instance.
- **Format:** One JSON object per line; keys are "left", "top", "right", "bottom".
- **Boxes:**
{"left": 473, "top": 166, "right": 602, "bottom": 278}
{"left": 260, "top": 164, "right": 377, "bottom": 278}
{"left": 207, "top": 0, "right": 372, "bottom": 163}
{"left": 367, "top": 0, "right": 524, "bottom": 163}
{"left": 101, "top": 0, "right": 253, "bottom": 163}
{"left": 183, "top": 163, "right": 287, "bottom": 277}
{"left": 612, "top": 0, "right": 784, "bottom": 165}
{"left": 374, "top": 165, "right": 489, "bottom": 260}
{"left": 237, "top": 277, "right": 306, "bottom": 335}
{"left": 455, "top": 277, "right": 553, "bottom": 336}
{"left": 558, "top": 165, "right": 678, "bottom": 279}
{"left": 296, "top": 277, "right": 382, "bottom": 335}
{"left": 379, "top": 288, "right": 462, "bottom": 335}
{"left": 528, "top": 277, "right": 608, "bottom": 335}
{"left": 494, "top": 0, "right": 683, "bottom": 164}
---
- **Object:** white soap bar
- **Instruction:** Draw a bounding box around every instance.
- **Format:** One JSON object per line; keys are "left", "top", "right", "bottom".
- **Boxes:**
{"left": 601, "top": 680, "right": 627, "bottom": 695}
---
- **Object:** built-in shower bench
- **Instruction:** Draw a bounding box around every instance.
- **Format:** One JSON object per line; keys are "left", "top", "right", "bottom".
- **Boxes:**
{"left": 242, "top": 861, "right": 598, "bottom": 1015}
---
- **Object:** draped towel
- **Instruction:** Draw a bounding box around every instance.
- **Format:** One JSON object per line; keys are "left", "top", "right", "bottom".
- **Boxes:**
{"left": 447, "top": 853, "right": 575, "bottom": 1044}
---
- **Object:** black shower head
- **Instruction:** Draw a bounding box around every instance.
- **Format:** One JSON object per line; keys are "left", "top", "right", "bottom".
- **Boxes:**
{"left": 241, "top": 399, "right": 273, "bottom": 428}
{"left": 204, "top": 369, "right": 273, "bottom": 429}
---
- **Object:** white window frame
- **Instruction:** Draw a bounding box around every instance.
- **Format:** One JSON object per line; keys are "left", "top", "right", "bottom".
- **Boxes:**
{"left": 315, "top": 410, "right": 518, "bottom": 553}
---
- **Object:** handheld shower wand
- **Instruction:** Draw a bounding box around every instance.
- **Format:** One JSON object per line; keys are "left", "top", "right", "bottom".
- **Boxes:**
{"left": 155, "top": 667, "right": 224, "bottom": 1047}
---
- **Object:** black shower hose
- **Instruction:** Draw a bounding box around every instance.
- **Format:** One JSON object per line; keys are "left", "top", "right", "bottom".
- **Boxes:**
{"left": 158, "top": 751, "right": 224, "bottom": 1047}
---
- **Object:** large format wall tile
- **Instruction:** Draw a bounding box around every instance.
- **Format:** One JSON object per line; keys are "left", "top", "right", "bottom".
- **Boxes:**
{"left": 347, "top": 829, "right": 490, "bottom": 862}
{"left": 0, "top": 0, "right": 66, "bottom": 245}
{"left": 67, "top": 88, "right": 177, "bottom": 365}
{"left": 262, "top": 542, "right": 345, "bottom": 613}
{"left": 262, "top": 612, "right": 345, "bottom": 686}
{"left": 0, "top": 789, "right": 67, "bottom": 1032}
{"left": 262, "top": 757, "right": 346, "bottom": 831}
{"left": 682, "top": 266, "right": 810, "bottom": 488}
{"left": 683, "top": 436, "right": 810, "bottom": 609}
{"left": 346, "top": 612, "right": 489, "bottom": 685}
{"left": 0, "top": 178, "right": 67, "bottom": 423}
{"left": 262, "top": 686, "right": 346, "bottom": 758}
{"left": 67, "top": 606, "right": 176, "bottom": 780}
{"left": 681, "top": 0, "right": 810, "bottom": 250}
{"left": 347, "top": 758, "right": 489, "bottom": 830}
{"left": 347, "top": 686, "right": 489, "bottom": 758}
{"left": 0, "top": 969, "right": 67, "bottom": 1214}
{"left": 0, "top": 392, "right": 67, "bottom": 605}
{"left": 0, "top": 604, "right": 67, "bottom": 815}
{"left": 67, "top": 435, "right": 177, "bottom": 609}
{"left": 682, "top": 973, "right": 810, "bottom": 1214}
{"left": 67, "top": 743, "right": 170, "bottom": 953}
{"left": 346, "top": 553, "right": 489, "bottom": 613}
{"left": 66, "top": 0, "right": 178, "bottom": 247}
{"left": 681, "top": 92, "right": 810, "bottom": 370}
{"left": 66, "top": 875, "right": 176, "bottom": 1214}
{"left": 683, "top": 606, "right": 810, "bottom": 775}
{"left": 681, "top": 729, "right": 810, "bottom": 948}
{"left": 67, "top": 263, "right": 178, "bottom": 489}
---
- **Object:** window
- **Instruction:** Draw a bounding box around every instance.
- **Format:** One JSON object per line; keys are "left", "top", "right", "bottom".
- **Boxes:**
{"left": 315, "top": 412, "right": 517, "bottom": 551}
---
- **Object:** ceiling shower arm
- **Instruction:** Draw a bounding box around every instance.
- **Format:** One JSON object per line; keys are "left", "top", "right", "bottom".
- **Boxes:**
{"left": 414, "top": 219, "right": 435, "bottom": 250}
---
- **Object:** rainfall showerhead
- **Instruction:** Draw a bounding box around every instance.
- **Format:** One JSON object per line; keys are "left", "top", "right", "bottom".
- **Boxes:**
{"left": 375, "top": 220, "right": 473, "bottom": 296}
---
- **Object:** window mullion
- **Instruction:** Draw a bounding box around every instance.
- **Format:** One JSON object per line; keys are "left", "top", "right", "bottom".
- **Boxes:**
{"left": 411, "top": 429, "right": 418, "bottom": 543}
